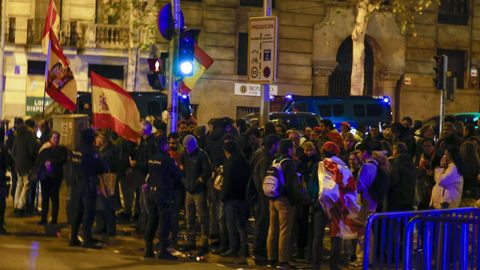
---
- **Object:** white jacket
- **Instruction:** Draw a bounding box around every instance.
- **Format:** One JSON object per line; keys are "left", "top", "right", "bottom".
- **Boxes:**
{"left": 430, "top": 163, "right": 463, "bottom": 209}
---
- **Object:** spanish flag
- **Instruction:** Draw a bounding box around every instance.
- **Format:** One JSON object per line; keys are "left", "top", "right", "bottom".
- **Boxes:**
{"left": 45, "top": 31, "right": 77, "bottom": 111}
{"left": 179, "top": 45, "right": 214, "bottom": 95}
{"left": 90, "top": 72, "right": 142, "bottom": 142}
{"left": 42, "top": 0, "right": 59, "bottom": 55}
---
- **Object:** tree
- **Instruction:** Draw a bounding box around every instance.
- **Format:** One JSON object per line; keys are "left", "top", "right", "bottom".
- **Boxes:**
{"left": 100, "top": 0, "right": 162, "bottom": 91}
{"left": 350, "top": 0, "right": 439, "bottom": 95}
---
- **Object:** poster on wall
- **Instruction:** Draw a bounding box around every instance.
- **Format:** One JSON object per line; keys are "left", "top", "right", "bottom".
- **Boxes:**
{"left": 26, "top": 97, "right": 52, "bottom": 116}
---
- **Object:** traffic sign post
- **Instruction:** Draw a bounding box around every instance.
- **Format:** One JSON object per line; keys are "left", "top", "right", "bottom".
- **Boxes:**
{"left": 248, "top": 0, "right": 277, "bottom": 127}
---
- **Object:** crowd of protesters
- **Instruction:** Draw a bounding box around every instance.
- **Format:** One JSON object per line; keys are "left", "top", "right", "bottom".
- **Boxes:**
{"left": 0, "top": 113, "right": 479, "bottom": 270}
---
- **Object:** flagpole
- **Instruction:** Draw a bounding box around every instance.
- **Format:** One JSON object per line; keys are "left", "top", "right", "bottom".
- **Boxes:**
{"left": 43, "top": 38, "right": 52, "bottom": 119}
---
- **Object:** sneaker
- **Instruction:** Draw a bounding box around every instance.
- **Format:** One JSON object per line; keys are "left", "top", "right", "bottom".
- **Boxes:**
{"left": 157, "top": 251, "right": 177, "bottom": 261}
{"left": 68, "top": 238, "right": 82, "bottom": 247}
{"left": 266, "top": 260, "right": 277, "bottom": 268}
{"left": 220, "top": 249, "right": 238, "bottom": 257}
{"left": 276, "top": 262, "right": 294, "bottom": 270}
{"left": 349, "top": 260, "right": 363, "bottom": 268}
{"left": 82, "top": 241, "right": 101, "bottom": 249}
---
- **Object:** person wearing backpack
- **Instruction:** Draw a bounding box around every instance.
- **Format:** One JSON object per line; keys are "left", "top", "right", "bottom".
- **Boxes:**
{"left": 349, "top": 141, "right": 379, "bottom": 267}
{"left": 266, "top": 139, "right": 310, "bottom": 270}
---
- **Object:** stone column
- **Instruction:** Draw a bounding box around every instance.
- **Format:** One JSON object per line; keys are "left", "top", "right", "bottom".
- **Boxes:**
{"left": 312, "top": 61, "right": 336, "bottom": 96}
{"left": 379, "top": 71, "right": 402, "bottom": 122}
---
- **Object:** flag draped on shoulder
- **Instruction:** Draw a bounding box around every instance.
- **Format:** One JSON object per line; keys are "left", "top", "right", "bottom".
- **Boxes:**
{"left": 179, "top": 45, "right": 214, "bottom": 95}
{"left": 45, "top": 31, "right": 77, "bottom": 112}
{"left": 90, "top": 72, "right": 142, "bottom": 142}
{"left": 42, "top": 0, "right": 59, "bottom": 55}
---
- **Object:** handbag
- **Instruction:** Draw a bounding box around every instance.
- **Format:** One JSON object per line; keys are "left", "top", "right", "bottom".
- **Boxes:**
{"left": 98, "top": 173, "right": 116, "bottom": 197}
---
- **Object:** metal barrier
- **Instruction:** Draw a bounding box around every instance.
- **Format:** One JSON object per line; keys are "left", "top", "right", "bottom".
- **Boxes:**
{"left": 362, "top": 207, "right": 480, "bottom": 269}
{"left": 404, "top": 216, "right": 480, "bottom": 270}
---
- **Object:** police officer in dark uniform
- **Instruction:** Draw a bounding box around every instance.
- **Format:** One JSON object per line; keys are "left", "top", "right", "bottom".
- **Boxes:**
{"left": 144, "top": 136, "right": 181, "bottom": 259}
{"left": 68, "top": 128, "right": 106, "bottom": 248}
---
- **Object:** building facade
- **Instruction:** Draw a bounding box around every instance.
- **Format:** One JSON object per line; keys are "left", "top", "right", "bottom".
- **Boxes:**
{"left": 2, "top": 0, "right": 479, "bottom": 124}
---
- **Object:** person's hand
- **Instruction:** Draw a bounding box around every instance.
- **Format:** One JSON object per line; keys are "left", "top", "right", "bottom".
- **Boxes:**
{"left": 45, "top": 160, "right": 52, "bottom": 173}
{"left": 440, "top": 155, "right": 448, "bottom": 168}
{"left": 129, "top": 157, "right": 137, "bottom": 167}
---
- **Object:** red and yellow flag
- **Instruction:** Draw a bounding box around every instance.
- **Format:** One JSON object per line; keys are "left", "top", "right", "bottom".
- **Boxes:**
{"left": 90, "top": 72, "right": 142, "bottom": 142}
{"left": 42, "top": 0, "right": 59, "bottom": 55}
{"left": 179, "top": 45, "right": 214, "bottom": 95}
{"left": 45, "top": 31, "right": 77, "bottom": 111}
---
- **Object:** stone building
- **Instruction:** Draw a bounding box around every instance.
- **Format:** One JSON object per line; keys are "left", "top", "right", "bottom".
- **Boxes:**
{"left": 2, "top": 0, "right": 479, "bottom": 124}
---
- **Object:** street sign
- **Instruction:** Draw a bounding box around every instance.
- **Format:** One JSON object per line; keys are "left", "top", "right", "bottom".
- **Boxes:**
{"left": 248, "top": 16, "right": 278, "bottom": 84}
{"left": 234, "top": 83, "right": 278, "bottom": 96}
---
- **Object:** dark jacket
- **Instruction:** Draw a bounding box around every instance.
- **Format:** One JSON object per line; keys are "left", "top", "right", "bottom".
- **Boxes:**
{"left": 69, "top": 143, "right": 106, "bottom": 187}
{"left": 221, "top": 152, "right": 250, "bottom": 201}
{"left": 276, "top": 154, "right": 310, "bottom": 206}
{"left": 132, "top": 135, "right": 156, "bottom": 175}
{"left": 35, "top": 143, "right": 69, "bottom": 181}
{"left": 205, "top": 129, "right": 228, "bottom": 168}
{"left": 388, "top": 153, "right": 416, "bottom": 210}
{"left": 147, "top": 151, "right": 181, "bottom": 205}
{"left": 98, "top": 144, "right": 119, "bottom": 174}
{"left": 0, "top": 145, "right": 12, "bottom": 182}
{"left": 251, "top": 148, "right": 274, "bottom": 195}
{"left": 12, "top": 126, "right": 39, "bottom": 175}
{"left": 180, "top": 148, "right": 212, "bottom": 194}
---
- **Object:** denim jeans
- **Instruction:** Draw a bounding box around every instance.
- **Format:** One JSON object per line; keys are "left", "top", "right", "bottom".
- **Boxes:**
{"left": 185, "top": 191, "right": 209, "bottom": 247}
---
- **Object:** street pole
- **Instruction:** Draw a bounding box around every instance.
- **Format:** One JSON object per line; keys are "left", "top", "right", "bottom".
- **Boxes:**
{"left": 439, "top": 55, "right": 447, "bottom": 137}
{"left": 168, "top": 0, "right": 180, "bottom": 133}
{"left": 0, "top": 0, "right": 6, "bottom": 119}
{"left": 260, "top": 0, "right": 272, "bottom": 127}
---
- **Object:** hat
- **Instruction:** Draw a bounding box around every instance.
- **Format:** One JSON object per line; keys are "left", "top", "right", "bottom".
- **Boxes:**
{"left": 322, "top": 141, "right": 340, "bottom": 156}
{"left": 183, "top": 135, "right": 198, "bottom": 149}
{"left": 341, "top": 122, "right": 351, "bottom": 129}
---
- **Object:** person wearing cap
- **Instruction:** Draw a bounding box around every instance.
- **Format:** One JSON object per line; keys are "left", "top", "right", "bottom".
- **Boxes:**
{"left": 180, "top": 134, "right": 212, "bottom": 255}
{"left": 68, "top": 128, "right": 107, "bottom": 248}
{"left": 144, "top": 136, "right": 181, "bottom": 260}
{"left": 313, "top": 141, "right": 360, "bottom": 270}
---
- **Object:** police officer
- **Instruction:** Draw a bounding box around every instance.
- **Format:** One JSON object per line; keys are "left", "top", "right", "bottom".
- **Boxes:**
{"left": 68, "top": 128, "right": 106, "bottom": 248}
{"left": 144, "top": 136, "right": 181, "bottom": 259}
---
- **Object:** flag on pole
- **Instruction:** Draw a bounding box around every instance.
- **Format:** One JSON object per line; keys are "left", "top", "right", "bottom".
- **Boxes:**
{"left": 42, "top": 0, "right": 59, "bottom": 55}
{"left": 179, "top": 45, "right": 214, "bottom": 95}
{"left": 90, "top": 72, "right": 142, "bottom": 142}
{"left": 45, "top": 31, "right": 77, "bottom": 112}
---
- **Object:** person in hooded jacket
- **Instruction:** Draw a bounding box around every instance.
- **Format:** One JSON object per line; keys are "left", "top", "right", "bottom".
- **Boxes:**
{"left": 0, "top": 127, "right": 12, "bottom": 235}
{"left": 68, "top": 128, "right": 106, "bottom": 248}
{"left": 181, "top": 135, "right": 212, "bottom": 254}
{"left": 35, "top": 131, "right": 68, "bottom": 225}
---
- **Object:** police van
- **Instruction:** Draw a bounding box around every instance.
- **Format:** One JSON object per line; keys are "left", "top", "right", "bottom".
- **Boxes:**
{"left": 274, "top": 95, "right": 392, "bottom": 129}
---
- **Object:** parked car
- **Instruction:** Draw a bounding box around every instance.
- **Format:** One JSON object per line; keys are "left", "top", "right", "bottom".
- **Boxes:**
{"left": 275, "top": 95, "right": 392, "bottom": 129}
{"left": 243, "top": 112, "right": 322, "bottom": 132}
{"left": 420, "top": 112, "right": 480, "bottom": 135}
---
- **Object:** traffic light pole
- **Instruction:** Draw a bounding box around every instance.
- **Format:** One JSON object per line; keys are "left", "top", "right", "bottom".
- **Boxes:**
{"left": 260, "top": 0, "right": 272, "bottom": 127}
{"left": 169, "top": 0, "right": 181, "bottom": 133}
{"left": 439, "top": 55, "right": 447, "bottom": 136}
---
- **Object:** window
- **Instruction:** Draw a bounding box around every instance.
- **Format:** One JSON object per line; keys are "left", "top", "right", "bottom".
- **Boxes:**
{"left": 237, "top": 33, "right": 248, "bottom": 75}
{"left": 292, "top": 102, "right": 307, "bottom": 112}
{"left": 28, "top": 61, "right": 46, "bottom": 75}
{"left": 88, "top": 64, "right": 124, "bottom": 80}
{"left": 437, "top": 49, "right": 466, "bottom": 89}
{"left": 438, "top": 0, "right": 469, "bottom": 25}
{"left": 240, "top": 0, "right": 276, "bottom": 7}
{"left": 332, "top": 105, "right": 344, "bottom": 117}
{"left": 317, "top": 105, "right": 332, "bottom": 117}
{"left": 236, "top": 106, "right": 259, "bottom": 119}
{"left": 353, "top": 104, "right": 365, "bottom": 117}
{"left": 366, "top": 104, "right": 383, "bottom": 117}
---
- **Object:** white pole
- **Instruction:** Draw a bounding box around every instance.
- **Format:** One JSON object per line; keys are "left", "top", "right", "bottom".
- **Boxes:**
{"left": 169, "top": 0, "right": 180, "bottom": 133}
{"left": 0, "top": 0, "right": 6, "bottom": 119}
{"left": 260, "top": 0, "right": 272, "bottom": 127}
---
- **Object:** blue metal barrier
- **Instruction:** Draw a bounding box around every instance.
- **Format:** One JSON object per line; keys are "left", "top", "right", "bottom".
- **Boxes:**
{"left": 404, "top": 216, "right": 480, "bottom": 270}
{"left": 362, "top": 207, "right": 480, "bottom": 270}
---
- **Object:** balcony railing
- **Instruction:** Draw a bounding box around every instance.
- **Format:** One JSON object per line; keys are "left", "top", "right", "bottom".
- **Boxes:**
{"left": 80, "top": 23, "right": 129, "bottom": 49}
{"left": 5, "top": 16, "right": 129, "bottom": 49}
